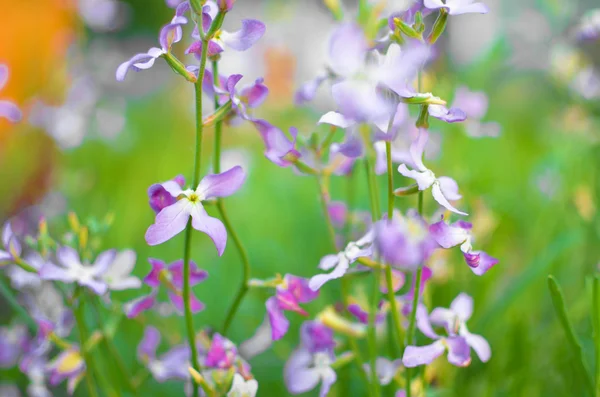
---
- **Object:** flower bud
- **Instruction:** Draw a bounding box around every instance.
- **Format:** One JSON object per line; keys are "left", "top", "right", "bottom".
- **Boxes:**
{"left": 317, "top": 306, "right": 366, "bottom": 338}
{"left": 217, "top": 0, "right": 235, "bottom": 12}
{"left": 428, "top": 10, "right": 448, "bottom": 44}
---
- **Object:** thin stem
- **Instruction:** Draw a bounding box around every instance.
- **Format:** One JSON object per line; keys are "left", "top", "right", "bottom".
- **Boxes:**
{"left": 184, "top": 38, "right": 210, "bottom": 397}
{"left": 317, "top": 176, "right": 338, "bottom": 249}
{"left": 220, "top": 200, "right": 251, "bottom": 334}
{"left": 385, "top": 141, "right": 395, "bottom": 218}
{"left": 211, "top": 60, "right": 253, "bottom": 335}
{"left": 363, "top": 156, "right": 381, "bottom": 397}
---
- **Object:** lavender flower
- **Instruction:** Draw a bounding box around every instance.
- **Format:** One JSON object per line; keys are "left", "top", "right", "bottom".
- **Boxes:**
{"left": 398, "top": 129, "right": 467, "bottom": 215}
{"left": 284, "top": 321, "right": 337, "bottom": 397}
{"left": 137, "top": 326, "right": 190, "bottom": 382}
{"left": 429, "top": 218, "right": 498, "bottom": 275}
{"left": 102, "top": 249, "right": 142, "bottom": 290}
{"left": 148, "top": 175, "right": 186, "bottom": 213}
{"left": 0, "top": 65, "right": 22, "bottom": 123}
{"left": 0, "top": 323, "right": 28, "bottom": 368}
{"left": 348, "top": 301, "right": 386, "bottom": 325}
{"left": 46, "top": 348, "right": 85, "bottom": 394}
{"left": 39, "top": 247, "right": 115, "bottom": 295}
{"left": 116, "top": 16, "right": 188, "bottom": 81}
{"left": 423, "top": 0, "right": 489, "bottom": 15}
{"left": 7, "top": 252, "right": 44, "bottom": 289}
{"left": 0, "top": 221, "right": 22, "bottom": 264}
{"left": 204, "top": 71, "right": 269, "bottom": 122}
{"left": 124, "top": 258, "right": 208, "bottom": 318}
{"left": 145, "top": 166, "right": 246, "bottom": 255}
{"left": 309, "top": 230, "right": 374, "bottom": 291}
{"left": 576, "top": 9, "right": 600, "bottom": 41}
{"left": 266, "top": 275, "right": 319, "bottom": 340}
{"left": 252, "top": 120, "right": 301, "bottom": 167}
{"left": 227, "top": 373, "right": 258, "bottom": 397}
{"left": 375, "top": 211, "right": 436, "bottom": 270}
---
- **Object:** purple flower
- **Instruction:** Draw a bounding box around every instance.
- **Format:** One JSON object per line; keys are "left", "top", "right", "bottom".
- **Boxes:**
{"left": 429, "top": 218, "right": 498, "bottom": 275}
{"left": 429, "top": 293, "right": 491, "bottom": 363}
{"left": 0, "top": 65, "right": 22, "bottom": 122}
{"left": 124, "top": 258, "right": 208, "bottom": 317}
{"left": 252, "top": 119, "right": 301, "bottom": 167}
{"left": 145, "top": 166, "right": 246, "bottom": 255}
{"left": 309, "top": 230, "right": 374, "bottom": 291}
{"left": 205, "top": 72, "right": 269, "bottom": 122}
{"left": 148, "top": 175, "right": 185, "bottom": 213}
{"left": 0, "top": 323, "right": 28, "bottom": 368}
{"left": 295, "top": 73, "right": 328, "bottom": 105}
{"left": 0, "top": 221, "right": 22, "bottom": 264}
{"left": 398, "top": 129, "right": 467, "bottom": 215}
{"left": 424, "top": 0, "right": 489, "bottom": 15}
{"left": 137, "top": 326, "right": 190, "bottom": 382}
{"left": 363, "top": 357, "right": 402, "bottom": 386}
{"left": 46, "top": 348, "right": 86, "bottom": 394}
{"left": 428, "top": 105, "right": 467, "bottom": 123}
{"left": 204, "top": 333, "right": 238, "bottom": 369}
{"left": 576, "top": 10, "right": 600, "bottom": 41}
{"left": 375, "top": 211, "right": 436, "bottom": 270}
{"left": 115, "top": 16, "right": 188, "bottom": 81}
{"left": 102, "top": 249, "right": 142, "bottom": 290}
{"left": 348, "top": 301, "right": 386, "bottom": 325}
{"left": 39, "top": 247, "right": 115, "bottom": 295}
{"left": 266, "top": 275, "right": 320, "bottom": 340}
{"left": 284, "top": 321, "right": 337, "bottom": 397}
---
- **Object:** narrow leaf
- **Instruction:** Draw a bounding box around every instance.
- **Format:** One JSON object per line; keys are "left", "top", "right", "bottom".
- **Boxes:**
{"left": 547, "top": 275, "right": 595, "bottom": 395}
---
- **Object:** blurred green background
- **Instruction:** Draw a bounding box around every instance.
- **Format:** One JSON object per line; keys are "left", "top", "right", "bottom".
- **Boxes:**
{"left": 1, "top": 0, "right": 600, "bottom": 396}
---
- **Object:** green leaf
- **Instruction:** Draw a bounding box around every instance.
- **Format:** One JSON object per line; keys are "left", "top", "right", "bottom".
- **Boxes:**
{"left": 547, "top": 275, "right": 595, "bottom": 396}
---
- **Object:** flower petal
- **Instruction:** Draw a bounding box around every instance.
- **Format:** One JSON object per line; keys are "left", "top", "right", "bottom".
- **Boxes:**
{"left": 0, "top": 101, "right": 22, "bottom": 123}
{"left": 221, "top": 19, "right": 266, "bottom": 51}
{"left": 137, "top": 326, "right": 160, "bottom": 361}
{"left": 284, "top": 348, "right": 320, "bottom": 393}
{"left": 402, "top": 340, "right": 445, "bottom": 367}
{"left": 450, "top": 293, "right": 473, "bottom": 322}
{"left": 469, "top": 251, "right": 498, "bottom": 276}
{"left": 431, "top": 183, "right": 468, "bottom": 216}
{"left": 196, "top": 166, "right": 246, "bottom": 199}
{"left": 57, "top": 246, "right": 81, "bottom": 269}
{"left": 169, "top": 260, "right": 208, "bottom": 288}
{"left": 319, "top": 367, "right": 337, "bottom": 397}
{"left": 446, "top": 336, "right": 472, "bottom": 367}
{"left": 328, "top": 23, "right": 367, "bottom": 77}
{"left": 39, "top": 262, "right": 75, "bottom": 283}
{"left": 318, "top": 111, "right": 354, "bottom": 129}
{"left": 266, "top": 296, "right": 289, "bottom": 340}
{"left": 145, "top": 200, "right": 193, "bottom": 246}
{"left": 295, "top": 74, "right": 327, "bottom": 105}
{"left": 124, "top": 292, "right": 157, "bottom": 318}
{"left": 438, "top": 176, "right": 462, "bottom": 201}
{"left": 115, "top": 49, "right": 162, "bottom": 81}
{"left": 429, "top": 220, "right": 469, "bottom": 248}
{"left": 309, "top": 256, "right": 350, "bottom": 291}
{"left": 286, "top": 275, "right": 319, "bottom": 303}
{"left": 190, "top": 205, "right": 227, "bottom": 256}
{"left": 90, "top": 249, "right": 116, "bottom": 277}
{"left": 463, "top": 331, "right": 491, "bottom": 362}
{"left": 240, "top": 78, "right": 269, "bottom": 108}
{"left": 428, "top": 105, "right": 467, "bottom": 123}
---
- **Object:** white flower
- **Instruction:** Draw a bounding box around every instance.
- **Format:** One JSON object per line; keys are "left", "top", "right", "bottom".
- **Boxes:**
{"left": 227, "top": 373, "right": 258, "bottom": 397}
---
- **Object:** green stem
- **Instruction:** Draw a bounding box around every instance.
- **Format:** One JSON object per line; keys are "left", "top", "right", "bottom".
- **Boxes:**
{"left": 593, "top": 275, "right": 600, "bottom": 395}
{"left": 0, "top": 276, "right": 36, "bottom": 332}
{"left": 385, "top": 141, "right": 395, "bottom": 218}
{"left": 212, "top": 60, "right": 253, "bottom": 335}
{"left": 316, "top": 175, "right": 338, "bottom": 249}
{"left": 363, "top": 156, "right": 381, "bottom": 397}
{"left": 183, "top": 38, "right": 210, "bottom": 397}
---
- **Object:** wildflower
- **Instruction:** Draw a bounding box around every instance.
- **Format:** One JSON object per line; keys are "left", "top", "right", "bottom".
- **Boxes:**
{"left": 403, "top": 293, "right": 490, "bottom": 367}
{"left": 124, "top": 258, "right": 208, "bottom": 318}
{"left": 145, "top": 166, "right": 246, "bottom": 255}
{"left": 452, "top": 86, "right": 500, "bottom": 137}
{"left": 375, "top": 211, "right": 436, "bottom": 270}
{"left": 0, "top": 65, "right": 22, "bottom": 122}
{"left": 46, "top": 348, "right": 85, "bottom": 394}
{"left": 423, "top": 0, "right": 489, "bottom": 15}
{"left": 363, "top": 357, "right": 402, "bottom": 386}
{"left": 576, "top": 9, "right": 600, "bottom": 41}
{"left": 398, "top": 129, "right": 467, "bottom": 215}
{"left": 266, "top": 275, "right": 319, "bottom": 340}
{"left": 284, "top": 321, "right": 337, "bottom": 397}
{"left": 427, "top": 105, "right": 467, "bottom": 123}
{"left": 251, "top": 120, "right": 300, "bottom": 167}
{"left": 204, "top": 71, "right": 269, "bottom": 122}
{"left": 0, "top": 222, "right": 22, "bottom": 265}
{"left": 40, "top": 247, "right": 115, "bottom": 295}
{"left": 227, "top": 373, "right": 258, "bottom": 397}
{"left": 309, "top": 230, "right": 374, "bottom": 291}
{"left": 7, "top": 252, "right": 45, "bottom": 289}
{"left": 137, "top": 326, "right": 190, "bottom": 382}
{"left": 102, "top": 249, "right": 142, "bottom": 290}
{"left": 347, "top": 300, "right": 386, "bottom": 325}
{"left": 115, "top": 16, "right": 188, "bottom": 81}
{"left": 429, "top": 218, "right": 498, "bottom": 275}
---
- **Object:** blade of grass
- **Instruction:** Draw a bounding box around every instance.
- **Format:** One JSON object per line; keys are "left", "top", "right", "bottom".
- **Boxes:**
{"left": 592, "top": 275, "right": 600, "bottom": 395}
{"left": 547, "top": 275, "right": 594, "bottom": 396}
